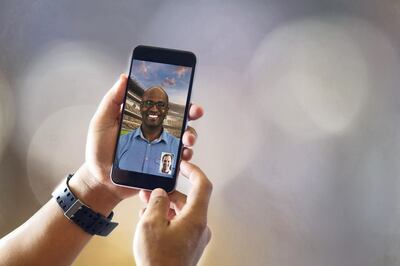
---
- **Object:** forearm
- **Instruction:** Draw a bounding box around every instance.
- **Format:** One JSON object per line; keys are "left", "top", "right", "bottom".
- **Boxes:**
{"left": 0, "top": 164, "right": 121, "bottom": 266}
{"left": 0, "top": 199, "right": 91, "bottom": 265}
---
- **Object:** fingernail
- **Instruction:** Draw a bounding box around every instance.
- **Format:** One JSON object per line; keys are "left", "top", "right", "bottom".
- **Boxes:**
{"left": 151, "top": 188, "right": 167, "bottom": 198}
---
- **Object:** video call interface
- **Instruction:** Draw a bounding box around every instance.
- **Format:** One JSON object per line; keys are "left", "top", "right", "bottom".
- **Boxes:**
{"left": 115, "top": 60, "right": 192, "bottom": 178}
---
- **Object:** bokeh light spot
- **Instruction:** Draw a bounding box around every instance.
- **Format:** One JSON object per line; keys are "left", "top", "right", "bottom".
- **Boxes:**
{"left": 27, "top": 105, "right": 95, "bottom": 204}
{"left": 249, "top": 17, "right": 375, "bottom": 139}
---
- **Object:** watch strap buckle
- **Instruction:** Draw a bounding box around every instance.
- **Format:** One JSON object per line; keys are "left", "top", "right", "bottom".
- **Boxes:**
{"left": 64, "top": 199, "right": 85, "bottom": 219}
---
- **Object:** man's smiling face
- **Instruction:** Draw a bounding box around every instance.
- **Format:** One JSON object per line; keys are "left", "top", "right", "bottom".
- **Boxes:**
{"left": 162, "top": 155, "right": 172, "bottom": 172}
{"left": 140, "top": 87, "right": 169, "bottom": 129}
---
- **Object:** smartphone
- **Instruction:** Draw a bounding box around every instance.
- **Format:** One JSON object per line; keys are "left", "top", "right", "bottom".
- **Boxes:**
{"left": 111, "top": 45, "right": 196, "bottom": 192}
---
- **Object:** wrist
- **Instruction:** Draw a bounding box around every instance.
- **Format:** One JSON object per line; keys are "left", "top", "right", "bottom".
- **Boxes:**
{"left": 139, "top": 256, "right": 188, "bottom": 266}
{"left": 68, "top": 164, "right": 121, "bottom": 216}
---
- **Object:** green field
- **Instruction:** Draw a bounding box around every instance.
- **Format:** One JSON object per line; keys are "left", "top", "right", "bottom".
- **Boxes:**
{"left": 120, "top": 130, "right": 131, "bottom": 136}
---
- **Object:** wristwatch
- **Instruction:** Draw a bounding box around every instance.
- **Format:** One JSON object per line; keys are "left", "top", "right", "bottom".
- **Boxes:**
{"left": 52, "top": 174, "right": 118, "bottom": 236}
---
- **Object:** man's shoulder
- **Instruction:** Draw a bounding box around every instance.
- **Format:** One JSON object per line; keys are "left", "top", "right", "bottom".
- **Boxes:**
{"left": 165, "top": 131, "right": 179, "bottom": 145}
{"left": 120, "top": 128, "right": 139, "bottom": 142}
{"left": 126, "top": 128, "right": 140, "bottom": 136}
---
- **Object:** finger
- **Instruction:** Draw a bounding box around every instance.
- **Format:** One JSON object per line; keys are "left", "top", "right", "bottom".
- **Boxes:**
{"left": 167, "top": 208, "right": 177, "bottom": 220}
{"left": 181, "top": 147, "right": 193, "bottom": 161}
{"left": 141, "top": 189, "right": 170, "bottom": 224}
{"left": 188, "top": 103, "right": 204, "bottom": 121}
{"left": 138, "top": 207, "right": 146, "bottom": 218}
{"left": 182, "top": 126, "right": 197, "bottom": 147}
{"left": 140, "top": 206, "right": 174, "bottom": 220}
{"left": 168, "top": 190, "right": 187, "bottom": 213}
{"left": 93, "top": 74, "right": 128, "bottom": 127}
{"left": 141, "top": 189, "right": 187, "bottom": 212}
{"left": 204, "top": 226, "right": 212, "bottom": 244}
{"left": 179, "top": 161, "right": 212, "bottom": 220}
{"left": 139, "top": 189, "right": 151, "bottom": 203}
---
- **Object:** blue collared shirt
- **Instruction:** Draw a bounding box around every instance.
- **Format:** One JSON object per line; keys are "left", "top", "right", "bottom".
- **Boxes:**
{"left": 116, "top": 127, "right": 179, "bottom": 177}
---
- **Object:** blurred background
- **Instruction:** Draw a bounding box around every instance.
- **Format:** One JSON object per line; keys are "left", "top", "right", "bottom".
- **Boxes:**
{"left": 1, "top": 0, "right": 400, "bottom": 265}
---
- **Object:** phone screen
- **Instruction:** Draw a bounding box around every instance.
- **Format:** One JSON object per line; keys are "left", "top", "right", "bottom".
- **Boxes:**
{"left": 114, "top": 59, "right": 193, "bottom": 178}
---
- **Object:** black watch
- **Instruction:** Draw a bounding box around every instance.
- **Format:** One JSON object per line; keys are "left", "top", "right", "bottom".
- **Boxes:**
{"left": 52, "top": 174, "right": 118, "bottom": 236}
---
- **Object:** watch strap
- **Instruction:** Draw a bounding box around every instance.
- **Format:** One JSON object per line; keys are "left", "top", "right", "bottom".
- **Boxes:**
{"left": 52, "top": 174, "right": 118, "bottom": 236}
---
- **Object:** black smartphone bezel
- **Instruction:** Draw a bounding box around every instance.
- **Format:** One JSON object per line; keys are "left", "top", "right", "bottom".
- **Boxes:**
{"left": 111, "top": 45, "right": 196, "bottom": 192}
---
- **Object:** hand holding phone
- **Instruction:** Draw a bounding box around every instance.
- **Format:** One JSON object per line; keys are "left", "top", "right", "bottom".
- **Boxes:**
{"left": 134, "top": 161, "right": 213, "bottom": 266}
{"left": 81, "top": 76, "right": 202, "bottom": 206}
{"left": 111, "top": 45, "right": 198, "bottom": 192}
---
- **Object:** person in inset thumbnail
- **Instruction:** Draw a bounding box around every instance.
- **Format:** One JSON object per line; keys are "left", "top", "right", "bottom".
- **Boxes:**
{"left": 160, "top": 153, "right": 173, "bottom": 174}
{"left": 116, "top": 86, "right": 179, "bottom": 176}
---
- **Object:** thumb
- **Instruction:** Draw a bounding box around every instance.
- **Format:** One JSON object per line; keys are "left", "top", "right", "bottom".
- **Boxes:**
{"left": 141, "top": 188, "right": 170, "bottom": 224}
{"left": 93, "top": 74, "right": 127, "bottom": 128}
